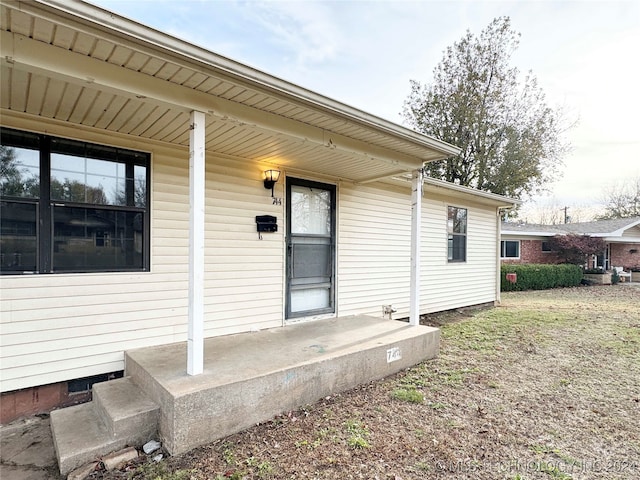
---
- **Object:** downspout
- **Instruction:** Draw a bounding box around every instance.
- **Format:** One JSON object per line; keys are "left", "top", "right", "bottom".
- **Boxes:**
{"left": 409, "top": 168, "right": 424, "bottom": 326}
{"left": 495, "top": 207, "right": 502, "bottom": 305}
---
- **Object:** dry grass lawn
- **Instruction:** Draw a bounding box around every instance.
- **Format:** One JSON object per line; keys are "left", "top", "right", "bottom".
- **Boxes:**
{"left": 100, "top": 285, "right": 640, "bottom": 480}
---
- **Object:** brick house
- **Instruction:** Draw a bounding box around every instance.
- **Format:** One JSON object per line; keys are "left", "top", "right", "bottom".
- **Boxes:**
{"left": 501, "top": 217, "right": 640, "bottom": 270}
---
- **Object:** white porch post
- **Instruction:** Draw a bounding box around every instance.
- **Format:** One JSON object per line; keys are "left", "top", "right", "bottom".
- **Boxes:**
{"left": 188, "top": 110, "right": 205, "bottom": 375}
{"left": 409, "top": 168, "right": 424, "bottom": 326}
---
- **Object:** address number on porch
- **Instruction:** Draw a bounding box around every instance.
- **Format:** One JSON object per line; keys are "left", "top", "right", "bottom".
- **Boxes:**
{"left": 386, "top": 347, "right": 401, "bottom": 363}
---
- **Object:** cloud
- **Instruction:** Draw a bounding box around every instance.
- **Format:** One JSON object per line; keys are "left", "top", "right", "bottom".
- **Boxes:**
{"left": 241, "top": 1, "right": 342, "bottom": 66}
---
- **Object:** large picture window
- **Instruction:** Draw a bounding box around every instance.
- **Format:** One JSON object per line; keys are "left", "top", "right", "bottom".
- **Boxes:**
{"left": 447, "top": 206, "right": 467, "bottom": 262}
{"left": 1, "top": 128, "right": 150, "bottom": 274}
{"left": 500, "top": 240, "right": 520, "bottom": 259}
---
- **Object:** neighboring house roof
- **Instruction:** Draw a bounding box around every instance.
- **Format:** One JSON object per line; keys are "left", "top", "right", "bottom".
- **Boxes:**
{"left": 502, "top": 216, "right": 640, "bottom": 240}
{"left": 0, "top": 0, "right": 460, "bottom": 185}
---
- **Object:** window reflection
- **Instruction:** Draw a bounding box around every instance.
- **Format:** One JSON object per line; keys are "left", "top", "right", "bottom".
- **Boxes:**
{"left": 52, "top": 206, "right": 143, "bottom": 271}
{"left": 51, "top": 153, "right": 127, "bottom": 205}
{"left": 447, "top": 206, "right": 468, "bottom": 262}
{"left": 0, "top": 145, "right": 40, "bottom": 198}
{"left": 0, "top": 201, "right": 37, "bottom": 272}
{"left": 1, "top": 127, "right": 150, "bottom": 274}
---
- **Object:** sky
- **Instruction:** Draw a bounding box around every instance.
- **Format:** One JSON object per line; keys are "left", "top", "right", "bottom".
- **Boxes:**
{"left": 91, "top": 0, "right": 640, "bottom": 219}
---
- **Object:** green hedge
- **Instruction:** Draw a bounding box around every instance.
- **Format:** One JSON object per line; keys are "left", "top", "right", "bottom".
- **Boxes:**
{"left": 501, "top": 264, "right": 583, "bottom": 291}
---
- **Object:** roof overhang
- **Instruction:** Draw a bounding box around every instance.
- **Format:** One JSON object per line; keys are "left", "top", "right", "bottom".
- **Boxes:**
{"left": 385, "top": 175, "right": 520, "bottom": 208}
{"left": 602, "top": 236, "right": 640, "bottom": 243}
{"left": 609, "top": 218, "right": 640, "bottom": 237}
{"left": 0, "top": 0, "right": 460, "bottom": 183}
{"left": 423, "top": 177, "right": 520, "bottom": 208}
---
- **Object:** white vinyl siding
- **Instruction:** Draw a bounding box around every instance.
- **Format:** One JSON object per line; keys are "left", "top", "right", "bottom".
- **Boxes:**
{"left": 1, "top": 118, "right": 503, "bottom": 393}
{"left": 337, "top": 184, "right": 499, "bottom": 318}
{"left": 420, "top": 197, "right": 498, "bottom": 313}
{"left": 337, "top": 183, "right": 411, "bottom": 318}
{"left": 0, "top": 120, "right": 284, "bottom": 392}
{"left": 622, "top": 225, "right": 640, "bottom": 237}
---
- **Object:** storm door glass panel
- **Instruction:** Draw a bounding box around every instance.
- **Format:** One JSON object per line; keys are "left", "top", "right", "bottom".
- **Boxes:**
{"left": 0, "top": 201, "right": 37, "bottom": 273}
{"left": 287, "top": 181, "right": 335, "bottom": 318}
{"left": 291, "top": 185, "right": 331, "bottom": 235}
{"left": 52, "top": 206, "right": 143, "bottom": 272}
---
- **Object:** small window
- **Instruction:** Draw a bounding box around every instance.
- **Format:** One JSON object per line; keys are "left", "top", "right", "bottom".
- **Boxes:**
{"left": 501, "top": 240, "right": 520, "bottom": 258}
{"left": 447, "top": 206, "right": 467, "bottom": 262}
{"left": 541, "top": 241, "right": 552, "bottom": 252}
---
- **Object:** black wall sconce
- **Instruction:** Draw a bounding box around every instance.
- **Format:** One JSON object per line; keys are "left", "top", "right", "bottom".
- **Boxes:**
{"left": 263, "top": 169, "right": 281, "bottom": 197}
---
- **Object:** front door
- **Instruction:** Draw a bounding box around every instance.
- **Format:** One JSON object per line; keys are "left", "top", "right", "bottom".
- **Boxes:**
{"left": 286, "top": 178, "right": 336, "bottom": 319}
{"left": 595, "top": 243, "right": 611, "bottom": 270}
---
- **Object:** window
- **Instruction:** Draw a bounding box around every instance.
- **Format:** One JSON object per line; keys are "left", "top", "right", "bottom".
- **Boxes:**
{"left": 1, "top": 128, "right": 150, "bottom": 274}
{"left": 500, "top": 240, "right": 520, "bottom": 258}
{"left": 541, "top": 241, "right": 552, "bottom": 252}
{"left": 447, "top": 206, "right": 467, "bottom": 262}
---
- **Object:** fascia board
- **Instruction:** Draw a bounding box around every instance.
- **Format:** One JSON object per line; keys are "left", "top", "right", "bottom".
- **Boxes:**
{"left": 501, "top": 230, "right": 557, "bottom": 237}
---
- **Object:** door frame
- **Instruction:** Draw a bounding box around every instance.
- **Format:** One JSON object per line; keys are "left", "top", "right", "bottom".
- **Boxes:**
{"left": 285, "top": 177, "right": 337, "bottom": 320}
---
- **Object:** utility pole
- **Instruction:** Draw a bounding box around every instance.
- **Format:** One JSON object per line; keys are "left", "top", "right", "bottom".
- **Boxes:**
{"left": 564, "top": 206, "right": 569, "bottom": 224}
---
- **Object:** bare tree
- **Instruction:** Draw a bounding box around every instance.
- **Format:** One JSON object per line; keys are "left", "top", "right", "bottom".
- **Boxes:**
{"left": 597, "top": 176, "right": 640, "bottom": 219}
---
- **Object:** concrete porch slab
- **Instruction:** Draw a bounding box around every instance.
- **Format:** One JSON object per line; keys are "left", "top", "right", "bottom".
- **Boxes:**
{"left": 125, "top": 315, "right": 439, "bottom": 455}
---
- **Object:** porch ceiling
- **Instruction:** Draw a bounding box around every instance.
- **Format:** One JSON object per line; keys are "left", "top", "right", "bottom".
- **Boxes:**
{"left": 0, "top": 0, "right": 459, "bottom": 183}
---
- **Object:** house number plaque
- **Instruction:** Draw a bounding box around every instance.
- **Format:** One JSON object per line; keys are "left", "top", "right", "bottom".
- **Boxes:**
{"left": 386, "top": 347, "right": 401, "bottom": 363}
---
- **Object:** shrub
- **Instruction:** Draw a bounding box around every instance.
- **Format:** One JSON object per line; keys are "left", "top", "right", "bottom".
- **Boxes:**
{"left": 548, "top": 234, "right": 606, "bottom": 265}
{"left": 501, "top": 264, "right": 583, "bottom": 291}
{"left": 611, "top": 268, "right": 620, "bottom": 285}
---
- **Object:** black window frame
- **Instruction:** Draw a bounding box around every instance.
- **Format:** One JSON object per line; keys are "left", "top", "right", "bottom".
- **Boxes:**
{"left": 447, "top": 206, "right": 467, "bottom": 263}
{"left": 500, "top": 240, "right": 520, "bottom": 259}
{"left": 1, "top": 127, "right": 150, "bottom": 275}
{"left": 541, "top": 241, "right": 552, "bottom": 252}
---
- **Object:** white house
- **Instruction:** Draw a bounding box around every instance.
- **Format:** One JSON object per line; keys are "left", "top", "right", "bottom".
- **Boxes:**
{"left": 0, "top": 0, "right": 518, "bottom": 430}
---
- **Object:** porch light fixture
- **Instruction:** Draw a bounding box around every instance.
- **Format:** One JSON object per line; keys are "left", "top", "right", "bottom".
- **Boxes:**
{"left": 263, "top": 169, "right": 281, "bottom": 197}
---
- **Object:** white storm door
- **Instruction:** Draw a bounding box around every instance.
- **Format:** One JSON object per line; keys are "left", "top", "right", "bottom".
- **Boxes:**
{"left": 286, "top": 178, "right": 336, "bottom": 319}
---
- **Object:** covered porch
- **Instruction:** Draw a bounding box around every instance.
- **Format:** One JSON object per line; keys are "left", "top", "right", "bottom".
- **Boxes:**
{"left": 51, "top": 315, "right": 439, "bottom": 474}
{"left": 3, "top": 2, "right": 451, "bottom": 474}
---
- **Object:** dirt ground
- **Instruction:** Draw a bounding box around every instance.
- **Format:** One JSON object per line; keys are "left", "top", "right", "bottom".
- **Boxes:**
{"left": 98, "top": 284, "right": 639, "bottom": 480}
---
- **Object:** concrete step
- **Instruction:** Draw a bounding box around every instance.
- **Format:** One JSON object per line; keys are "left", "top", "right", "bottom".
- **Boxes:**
{"left": 93, "top": 376, "right": 159, "bottom": 444}
{"left": 50, "top": 402, "right": 123, "bottom": 476}
{"left": 50, "top": 377, "right": 159, "bottom": 475}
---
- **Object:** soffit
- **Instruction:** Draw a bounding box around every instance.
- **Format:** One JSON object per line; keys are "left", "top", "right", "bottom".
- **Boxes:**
{"left": 0, "top": 1, "right": 459, "bottom": 183}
